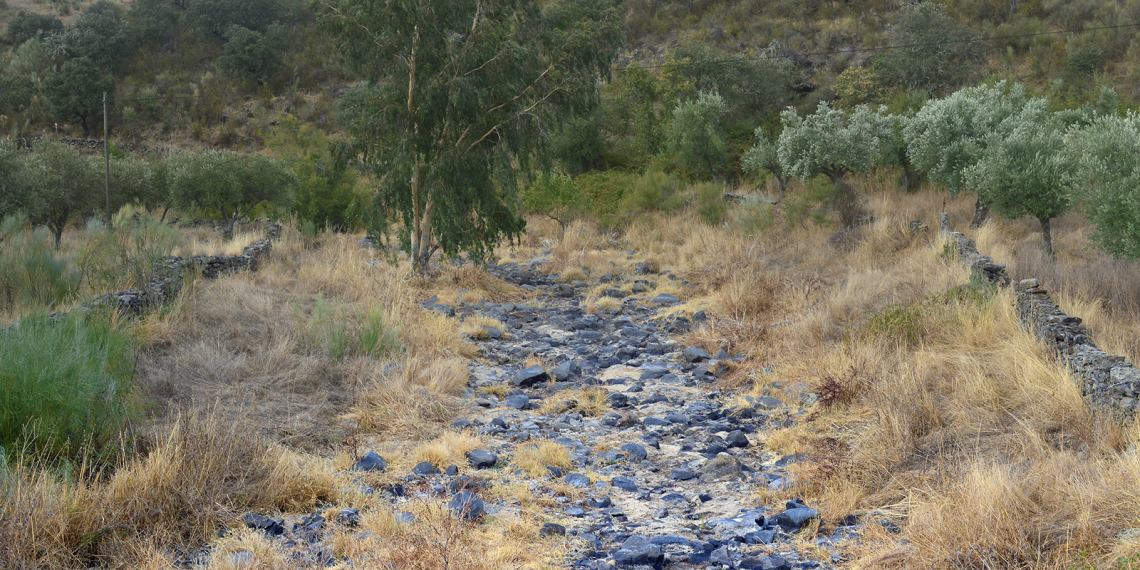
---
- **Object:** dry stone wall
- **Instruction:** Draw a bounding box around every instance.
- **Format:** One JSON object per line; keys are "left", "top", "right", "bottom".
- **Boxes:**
{"left": 68, "top": 220, "right": 280, "bottom": 318}
{"left": 944, "top": 224, "right": 1139, "bottom": 417}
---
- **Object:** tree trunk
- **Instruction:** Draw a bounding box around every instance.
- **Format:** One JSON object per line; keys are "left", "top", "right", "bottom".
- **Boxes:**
{"left": 224, "top": 217, "right": 235, "bottom": 241}
{"left": 160, "top": 204, "right": 169, "bottom": 223}
{"left": 81, "top": 115, "right": 90, "bottom": 137}
{"left": 52, "top": 222, "right": 63, "bottom": 249}
{"left": 776, "top": 175, "right": 788, "bottom": 202}
{"left": 970, "top": 198, "right": 991, "bottom": 229}
{"left": 1039, "top": 217, "right": 1054, "bottom": 256}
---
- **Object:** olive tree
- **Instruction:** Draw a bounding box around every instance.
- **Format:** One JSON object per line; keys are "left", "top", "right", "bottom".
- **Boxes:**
{"left": 964, "top": 103, "right": 1074, "bottom": 254}
{"left": 43, "top": 57, "right": 115, "bottom": 137}
{"left": 0, "top": 142, "right": 34, "bottom": 222}
{"left": 904, "top": 81, "right": 1035, "bottom": 227}
{"left": 665, "top": 91, "right": 729, "bottom": 181}
{"left": 777, "top": 101, "right": 893, "bottom": 185}
{"left": 741, "top": 128, "right": 790, "bottom": 201}
{"left": 316, "top": 0, "right": 623, "bottom": 273}
{"left": 170, "top": 151, "right": 296, "bottom": 239}
{"left": 1071, "top": 112, "right": 1140, "bottom": 260}
{"left": 23, "top": 140, "right": 101, "bottom": 248}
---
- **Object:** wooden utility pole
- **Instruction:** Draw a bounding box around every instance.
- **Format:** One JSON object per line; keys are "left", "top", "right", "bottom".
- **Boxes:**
{"left": 104, "top": 91, "right": 111, "bottom": 227}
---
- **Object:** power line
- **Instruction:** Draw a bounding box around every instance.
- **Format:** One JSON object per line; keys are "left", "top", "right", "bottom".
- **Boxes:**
{"left": 613, "top": 21, "right": 1140, "bottom": 71}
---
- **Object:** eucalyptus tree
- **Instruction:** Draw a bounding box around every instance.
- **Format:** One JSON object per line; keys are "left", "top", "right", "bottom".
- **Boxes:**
{"left": 741, "top": 128, "right": 790, "bottom": 201}
{"left": 904, "top": 81, "right": 1035, "bottom": 227}
{"left": 1071, "top": 112, "right": 1140, "bottom": 260}
{"left": 964, "top": 102, "right": 1074, "bottom": 254}
{"left": 315, "top": 0, "right": 623, "bottom": 273}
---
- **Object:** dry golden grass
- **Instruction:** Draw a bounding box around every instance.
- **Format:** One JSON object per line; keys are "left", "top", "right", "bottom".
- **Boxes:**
{"left": 538, "top": 388, "right": 611, "bottom": 418}
{"left": 413, "top": 431, "right": 485, "bottom": 470}
{"left": 511, "top": 441, "right": 574, "bottom": 478}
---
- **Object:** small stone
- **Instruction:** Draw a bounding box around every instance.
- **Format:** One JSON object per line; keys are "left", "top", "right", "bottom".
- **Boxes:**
{"left": 242, "top": 513, "right": 284, "bottom": 536}
{"left": 611, "top": 476, "right": 638, "bottom": 492}
{"left": 565, "top": 473, "right": 592, "bottom": 487}
{"left": 480, "top": 325, "right": 502, "bottom": 339}
{"left": 353, "top": 450, "right": 388, "bottom": 472}
{"left": 775, "top": 507, "right": 820, "bottom": 531}
{"left": 551, "top": 361, "right": 580, "bottom": 381}
{"left": 413, "top": 462, "right": 441, "bottom": 476}
{"left": 664, "top": 411, "right": 689, "bottom": 425}
{"left": 671, "top": 467, "right": 696, "bottom": 481}
{"left": 682, "top": 346, "right": 710, "bottom": 363}
{"left": 540, "top": 522, "right": 566, "bottom": 536}
{"left": 699, "top": 453, "right": 743, "bottom": 481}
{"left": 651, "top": 293, "right": 679, "bottom": 305}
{"left": 725, "top": 430, "right": 750, "bottom": 448}
{"left": 607, "top": 393, "right": 630, "bottom": 408}
{"left": 448, "top": 491, "right": 485, "bottom": 520}
{"left": 588, "top": 496, "right": 613, "bottom": 508}
{"left": 336, "top": 508, "right": 361, "bottom": 527}
{"left": 229, "top": 551, "right": 254, "bottom": 567}
{"left": 619, "top": 443, "right": 647, "bottom": 462}
{"left": 613, "top": 544, "right": 664, "bottom": 568}
{"left": 466, "top": 449, "right": 498, "bottom": 468}
{"left": 514, "top": 365, "right": 549, "bottom": 387}
{"left": 504, "top": 394, "right": 530, "bottom": 409}
{"left": 445, "top": 465, "right": 458, "bottom": 476}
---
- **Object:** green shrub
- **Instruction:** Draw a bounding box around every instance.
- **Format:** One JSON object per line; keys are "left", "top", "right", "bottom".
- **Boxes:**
{"left": 730, "top": 200, "right": 776, "bottom": 235}
{"left": 0, "top": 312, "right": 136, "bottom": 463}
{"left": 574, "top": 170, "right": 639, "bottom": 229}
{"left": 694, "top": 182, "right": 726, "bottom": 226}
{"left": 0, "top": 223, "right": 82, "bottom": 313}
{"left": 621, "top": 169, "right": 684, "bottom": 214}
{"left": 77, "top": 208, "right": 182, "bottom": 294}
{"left": 521, "top": 172, "right": 585, "bottom": 236}
{"left": 293, "top": 294, "right": 403, "bottom": 359}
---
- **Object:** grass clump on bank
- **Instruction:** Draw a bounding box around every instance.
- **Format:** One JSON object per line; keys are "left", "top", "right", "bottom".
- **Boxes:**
{"left": 0, "top": 312, "right": 136, "bottom": 464}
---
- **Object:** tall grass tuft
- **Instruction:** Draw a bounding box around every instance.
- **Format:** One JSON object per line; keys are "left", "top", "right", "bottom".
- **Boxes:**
{"left": 0, "top": 312, "right": 136, "bottom": 464}
{"left": 0, "top": 215, "right": 82, "bottom": 314}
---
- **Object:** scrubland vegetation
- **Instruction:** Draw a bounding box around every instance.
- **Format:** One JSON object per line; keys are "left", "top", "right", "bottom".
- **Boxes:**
{"left": 8, "top": 0, "right": 1140, "bottom": 568}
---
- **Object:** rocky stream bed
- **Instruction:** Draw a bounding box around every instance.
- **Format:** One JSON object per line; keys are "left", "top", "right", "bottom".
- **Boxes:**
{"left": 207, "top": 258, "right": 887, "bottom": 569}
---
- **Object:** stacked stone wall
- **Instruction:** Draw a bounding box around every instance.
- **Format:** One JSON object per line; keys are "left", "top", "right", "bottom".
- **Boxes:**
{"left": 944, "top": 225, "right": 1139, "bottom": 416}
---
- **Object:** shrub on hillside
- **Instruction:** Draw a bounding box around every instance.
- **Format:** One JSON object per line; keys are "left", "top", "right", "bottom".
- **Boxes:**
{"left": 0, "top": 219, "right": 82, "bottom": 313}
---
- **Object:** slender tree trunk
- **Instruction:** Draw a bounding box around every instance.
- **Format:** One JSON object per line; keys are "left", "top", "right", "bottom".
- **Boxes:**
{"left": 776, "top": 175, "right": 788, "bottom": 202}
{"left": 222, "top": 206, "right": 234, "bottom": 241}
{"left": 160, "top": 204, "right": 169, "bottom": 223}
{"left": 52, "top": 223, "right": 63, "bottom": 249}
{"left": 970, "top": 198, "right": 991, "bottom": 229}
{"left": 1039, "top": 217, "right": 1054, "bottom": 256}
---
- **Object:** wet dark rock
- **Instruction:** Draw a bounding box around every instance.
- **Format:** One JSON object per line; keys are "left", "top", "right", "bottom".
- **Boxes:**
{"left": 725, "top": 430, "right": 750, "bottom": 448}
{"left": 352, "top": 450, "right": 387, "bottom": 472}
{"left": 775, "top": 507, "right": 820, "bottom": 531}
{"left": 242, "top": 513, "right": 284, "bottom": 536}
{"left": 671, "top": 467, "right": 696, "bottom": 481}
{"left": 551, "top": 360, "right": 580, "bottom": 381}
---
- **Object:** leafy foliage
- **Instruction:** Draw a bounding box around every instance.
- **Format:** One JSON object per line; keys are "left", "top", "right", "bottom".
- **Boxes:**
{"left": 665, "top": 91, "right": 728, "bottom": 181}
{"left": 964, "top": 103, "right": 1074, "bottom": 253}
{"left": 318, "top": 0, "right": 623, "bottom": 272}
{"left": 873, "top": 1, "right": 988, "bottom": 96}
{"left": 216, "top": 24, "right": 286, "bottom": 85}
{"left": 1072, "top": 112, "right": 1140, "bottom": 260}
{"left": 66, "top": 0, "right": 138, "bottom": 72}
{"left": 170, "top": 151, "right": 297, "bottom": 239}
{"left": 777, "top": 102, "right": 893, "bottom": 184}
{"left": 668, "top": 43, "right": 795, "bottom": 120}
{"left": 22, "top": 140, "right": 101, "bottom": 248}
{"left": 521, "top": 172, "right": 586, "bottom": 236}
{"left": 742, "top": 127, "right": 790, "bottom": 200}
{"left": 42, "top": 58, "right": 114, "bottom": 137}
{"left": 266, "top": 115, "right": 363, "bottom": 231}
{"left": 6, "top": 13, "right": 63, "bottom": 46}
{"left": 904, "top": 81, "right": 1034, "bottom": 195}
{"left": 186, "top": 0, "right": 285, "bottom": 40}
